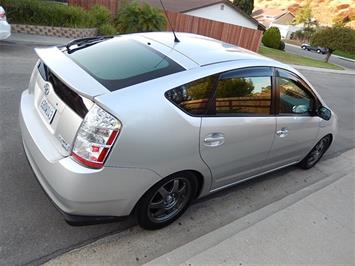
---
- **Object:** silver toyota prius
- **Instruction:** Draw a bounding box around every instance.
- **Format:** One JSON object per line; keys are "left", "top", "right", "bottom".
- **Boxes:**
{"left": 20, "top": 32, "right": 337, "bottom": 229}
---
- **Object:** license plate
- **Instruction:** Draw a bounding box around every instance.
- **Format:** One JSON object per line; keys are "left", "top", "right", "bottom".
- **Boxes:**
{"left": 39, "top": 97, "right": 56, "bottom": 124}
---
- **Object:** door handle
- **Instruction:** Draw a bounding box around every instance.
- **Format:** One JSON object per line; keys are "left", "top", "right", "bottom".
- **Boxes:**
{"left": 204, "top": 133, "right": 225, "bottom": 147}
{"left": 276, "top": 127, "right": 288, "bottom": 138}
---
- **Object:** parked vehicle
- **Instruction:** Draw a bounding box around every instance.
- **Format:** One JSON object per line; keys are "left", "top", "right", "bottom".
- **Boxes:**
{"left": 0, "top": 6, "right": 11, "bottom": 40}
{"left": 20, "top": 32, "right": 337, "bottom": 230}
{"left": 301, "top": 43, "right": 328, "bottom": 54}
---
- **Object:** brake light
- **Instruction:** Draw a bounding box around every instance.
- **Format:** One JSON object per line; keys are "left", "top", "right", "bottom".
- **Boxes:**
{"left": 0, "top": 11, "right": 6, "bottom": 21}
{"left": 71, "top": 105, "right": 121, "bottom": 169}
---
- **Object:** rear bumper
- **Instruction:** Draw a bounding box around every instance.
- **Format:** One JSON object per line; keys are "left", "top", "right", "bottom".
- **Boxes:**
{"left": 0, "top": 21, "right": 11, "bottom": 40}
{"left": 20, "top": 89, "right": 162, "bottom": 218}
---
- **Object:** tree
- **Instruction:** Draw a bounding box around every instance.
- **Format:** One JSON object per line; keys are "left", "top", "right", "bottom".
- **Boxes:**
{"left": 295, "top": 1, "right": 314, "bottom": 28}
{"left": 311, "top": 26, "right": 355, "bottom": 62}
{"left": 115, "top": 2, "right": 166, "bottom": 33}
{"left": 262, "top": 27, "right": 281, "bottom": 49}
{"left": 232, "top": 0, "right": 254, "bottom": 15}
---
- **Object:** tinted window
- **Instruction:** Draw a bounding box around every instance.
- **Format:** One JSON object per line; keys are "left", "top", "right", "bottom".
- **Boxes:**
{"left": 67, "top": 38, "right": 185, "bottom": 91}
{"left": 214, "top": 76, "right": 272, "bottom": 115}
{"left": 278, "top": 77, "right": 314, "bottom": 115}
{"left": 165, "top": 76, "right": 216, "bottom": 115}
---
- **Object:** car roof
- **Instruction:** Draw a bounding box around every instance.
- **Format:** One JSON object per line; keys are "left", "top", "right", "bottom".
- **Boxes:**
{"left": 138, "top": 32, "right": 273, "bottom": 67}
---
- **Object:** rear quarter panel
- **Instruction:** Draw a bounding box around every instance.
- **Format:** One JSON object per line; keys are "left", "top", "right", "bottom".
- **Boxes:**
{"left": 95, "top": 70, "right": 213, "bottom": 195}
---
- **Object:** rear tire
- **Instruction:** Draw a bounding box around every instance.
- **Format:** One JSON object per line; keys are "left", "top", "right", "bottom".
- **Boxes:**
{"left": 298, "top": 135, "right": 332, "bottom": 169}
{"left": 136, "top": 172, "right": 198, "bottom": 230}
{"left": 317, "top": 49, "right": 321, "bottom": 54}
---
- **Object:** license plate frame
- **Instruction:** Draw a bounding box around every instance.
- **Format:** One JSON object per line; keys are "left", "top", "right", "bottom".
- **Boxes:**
{"left": 39, "top": 97, "right": 57, "bottom": 124}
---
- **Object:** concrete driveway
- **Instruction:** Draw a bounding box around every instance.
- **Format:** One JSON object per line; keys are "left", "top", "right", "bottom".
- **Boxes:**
{"left": 285, "top": 43, "right": 355, "bottom": 70}
{"left": 0, "top": 40, "right": 354, "bottom": 266}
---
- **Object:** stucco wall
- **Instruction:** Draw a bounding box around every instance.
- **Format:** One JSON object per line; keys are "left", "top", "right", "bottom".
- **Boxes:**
{"left": 185, "top": 3, "right": 257, "bottom": 30}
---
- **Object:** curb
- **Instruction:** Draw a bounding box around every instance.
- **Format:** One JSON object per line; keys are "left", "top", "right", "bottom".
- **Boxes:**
{"left": 146, "top": 167, "right": 353, "bottom": 265}
{"left": 3, "top": 32, "right": 71, "bottom": 46}
{"left": 292, "top": 64, "right": 355, "bottom": 75}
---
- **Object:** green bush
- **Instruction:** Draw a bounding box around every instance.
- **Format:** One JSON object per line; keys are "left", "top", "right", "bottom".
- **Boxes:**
{"left": 0, "top": 0, "right": 95, "bottom": 28}
{"left": 262, "top": 27, "right": 281, "bottom": 49}
{"left": 279, "top": 40, "right": 285, "bottom": 51}
{"left": 98, "top": 24, "right": 117, "bottom": 35}
{"left": 115, "top": 1, "right": 166, "bottom": 33}
{"left": 88, "top": 4, "right": 112, "bottom": 27}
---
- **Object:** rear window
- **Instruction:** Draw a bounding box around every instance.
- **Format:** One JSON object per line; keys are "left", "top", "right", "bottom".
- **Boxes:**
{"left": 67, "top": 38, "right": 185, "bottom": 91}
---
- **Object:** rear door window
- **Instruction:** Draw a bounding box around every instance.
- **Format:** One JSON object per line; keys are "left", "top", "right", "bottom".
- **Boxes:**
{"left": 211, "top": 67, "right": 273, "bottom": 116}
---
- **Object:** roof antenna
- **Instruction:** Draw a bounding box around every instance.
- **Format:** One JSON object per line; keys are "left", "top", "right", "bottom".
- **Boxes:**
{"left": 159, "top": 0, "right": 180, "bottom": 43}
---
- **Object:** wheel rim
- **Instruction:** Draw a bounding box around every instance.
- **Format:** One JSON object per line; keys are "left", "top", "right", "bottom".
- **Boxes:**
{"left": 147, "top": 177, "right": 192, "bottom": 223}
{"left": 307, "top": 137, "right": 330, "bottom": 166}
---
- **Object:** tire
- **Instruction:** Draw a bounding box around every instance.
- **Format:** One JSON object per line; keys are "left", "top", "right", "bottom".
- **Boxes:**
{"left": 298, "top": 135, "right": 332, "bottom": 169}
{"left": 301, "top": 46, "right": 306, "bottom": 50}
{"left": 316, "top": 49, "right": 321, "bottom": 54}
{"left": 136, "top": 172, "right": 198, "bottom": 230}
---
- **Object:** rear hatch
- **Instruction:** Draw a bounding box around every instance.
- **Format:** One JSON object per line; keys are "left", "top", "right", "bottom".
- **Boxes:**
{"left": 30, "top": 47, "right": 110, "bottom": 156}
{"left": 31, "top": 36, "right": 186, "bottom": 158}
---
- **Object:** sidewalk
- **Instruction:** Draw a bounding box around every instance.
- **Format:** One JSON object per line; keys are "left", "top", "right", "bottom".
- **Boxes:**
{"left": 292, "top": 64, "right": 355, "bottom": 75}
{"left": 148, "top": 172, "right": 354, "bottom": 265}
{"left": 45, "top": 149, "right": 354, "bottom": 266}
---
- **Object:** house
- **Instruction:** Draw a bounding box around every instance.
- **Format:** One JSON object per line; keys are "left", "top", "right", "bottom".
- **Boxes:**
{"left": 140, "top": 0, "right": 265, "bottom": 31}
{"left": 252, "top": 8, "right": 301, "bottom": 38}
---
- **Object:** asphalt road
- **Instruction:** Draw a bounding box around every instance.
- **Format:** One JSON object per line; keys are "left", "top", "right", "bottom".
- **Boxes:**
{"left": 0, "top": 41, "right": 354, "bottom": 266}
{"left": 285, "top": 43, "right": 355, "bottom": 70}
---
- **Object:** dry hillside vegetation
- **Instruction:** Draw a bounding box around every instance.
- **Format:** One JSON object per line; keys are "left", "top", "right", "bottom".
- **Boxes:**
{"left": 254, "top": 0, "right": 355, "bottom": 28}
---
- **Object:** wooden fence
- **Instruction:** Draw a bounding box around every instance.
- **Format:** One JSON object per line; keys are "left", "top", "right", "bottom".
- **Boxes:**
{"left": 68, "top": 1, "right": 263, "bottom": 51}
{"left": 165, "top": 11, "right": 262, "bottom": 52}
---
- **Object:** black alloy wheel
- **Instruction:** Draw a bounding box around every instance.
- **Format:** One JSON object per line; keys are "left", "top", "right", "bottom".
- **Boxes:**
{"left": 136, "top": 172, "right": 197, "bottom": 230}
{"left": 298, "top": 135, "right": 332, "bottom": 169}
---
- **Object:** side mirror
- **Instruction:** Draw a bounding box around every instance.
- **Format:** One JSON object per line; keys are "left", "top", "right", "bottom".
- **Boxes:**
{"left": 292, "top": 104, "right": 308, "bottom": 114}
{"left": 318, "top": 106, "right": 332, "bottom": 121}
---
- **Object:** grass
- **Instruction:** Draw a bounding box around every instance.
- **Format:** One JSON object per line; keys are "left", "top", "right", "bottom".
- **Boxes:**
{"left": 259, "top": 46, "right": 344, "bottom": 70}
{"left": 333, "top": 50, "right": 355, "bottom": 60}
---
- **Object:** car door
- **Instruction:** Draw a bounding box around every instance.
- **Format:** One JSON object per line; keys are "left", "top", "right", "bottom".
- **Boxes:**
{"left": 199, "top": 67, "right": 276, "bottom": 190}
{"left": 265, "top": 68, "right": 321, "bottom": 168}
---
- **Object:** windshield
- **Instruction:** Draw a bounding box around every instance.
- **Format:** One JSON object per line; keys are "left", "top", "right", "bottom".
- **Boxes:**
{"left": 67, "top": 37, "right": 185, "bottom": 91}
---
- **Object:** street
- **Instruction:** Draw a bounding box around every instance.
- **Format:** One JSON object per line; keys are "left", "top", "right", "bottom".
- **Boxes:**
{"left": 285, "top": 43, "right": 355, "bottom": 70}
{"left": 0, "top": 41, "right": 354, "bottom": 266}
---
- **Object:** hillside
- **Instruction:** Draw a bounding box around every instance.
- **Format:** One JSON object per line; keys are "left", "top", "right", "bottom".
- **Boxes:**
{"left": 254, "top": 0, "right": 355, "bottom": 28}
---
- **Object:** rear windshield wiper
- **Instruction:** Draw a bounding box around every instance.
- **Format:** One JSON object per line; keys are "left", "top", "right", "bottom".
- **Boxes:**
{"left": 65, "top": 36, "right": 114, "bottom": 54}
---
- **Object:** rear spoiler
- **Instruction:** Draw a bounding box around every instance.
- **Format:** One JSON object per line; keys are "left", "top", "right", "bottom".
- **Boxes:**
{"left": 35, "top": 47, "right": 109, "bottom": 100}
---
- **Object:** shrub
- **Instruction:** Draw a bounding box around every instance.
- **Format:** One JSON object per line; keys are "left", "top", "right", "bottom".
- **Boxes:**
{"left": 262, "top": 27, "right": 281, "bottom": 49}
{"left": 88, "top": 5, "right": 112, "bottom": 27}
{"left": 279, "top": 40, "right": 285, "bottom": 51}
{"left": 0, "top": 0, "right": 95, "bottom": 28}
{"left": 115, "top": 2, "right": 166, "bottom": 33}
{"left": 98, "top": 24, "right": 117, "bottom": 35}
{"left": 311, "top": 26, "right": 355, "bottom": 62}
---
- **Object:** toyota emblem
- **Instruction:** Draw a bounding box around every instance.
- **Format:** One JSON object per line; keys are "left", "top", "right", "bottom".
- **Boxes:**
{"left": 44, "top": 83, "right": 50, "bottom": 96}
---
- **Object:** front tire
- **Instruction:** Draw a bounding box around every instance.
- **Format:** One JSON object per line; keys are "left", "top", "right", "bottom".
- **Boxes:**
{"left": 298, "top": 135, "right": 332, "bottom": 169}
{"left": 136, "top": 172, "right": 197, "bottom": 230}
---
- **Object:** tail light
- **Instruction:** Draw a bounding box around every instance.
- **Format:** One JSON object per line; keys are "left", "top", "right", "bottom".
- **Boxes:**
{"left": 71, "top": 105, "right": 122, "bottom": 169}
{"left": 0, "top": 11, "right": 6, "bottom": 21}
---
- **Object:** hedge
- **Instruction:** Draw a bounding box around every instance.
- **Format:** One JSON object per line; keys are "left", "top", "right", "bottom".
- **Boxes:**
{"left": 0, "top": 0, "right": 112, "bottom": 28}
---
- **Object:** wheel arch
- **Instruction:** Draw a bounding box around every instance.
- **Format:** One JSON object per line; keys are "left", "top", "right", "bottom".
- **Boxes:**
{"left": 131, "top": 169, "right": 205, "bottom": 215}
